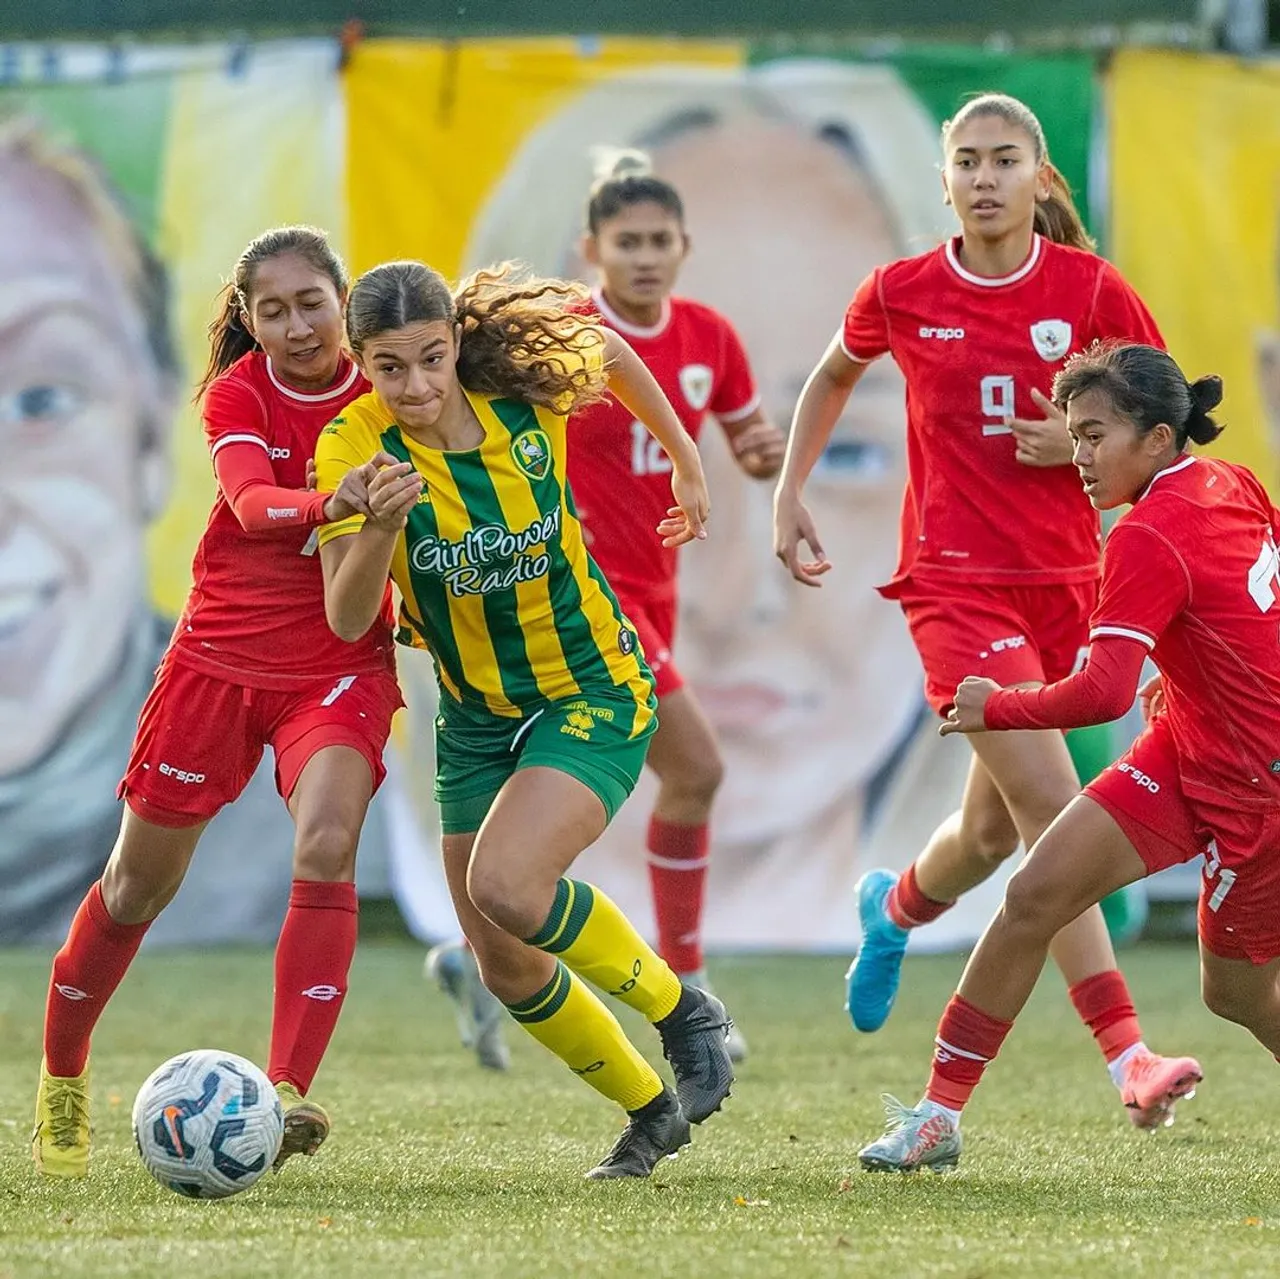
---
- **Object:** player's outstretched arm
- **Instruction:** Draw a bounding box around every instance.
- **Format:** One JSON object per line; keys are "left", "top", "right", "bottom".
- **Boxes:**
{"left": 721, "top": 407, "right": 786, "bottom": 481}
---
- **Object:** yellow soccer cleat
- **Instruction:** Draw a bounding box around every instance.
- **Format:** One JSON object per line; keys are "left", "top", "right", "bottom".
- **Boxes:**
{"left": 273, "top": 1081, "right": 330, "bottom": 1170}
{"left": 32, "top": 1059, "right": 91, "bottom": 1178}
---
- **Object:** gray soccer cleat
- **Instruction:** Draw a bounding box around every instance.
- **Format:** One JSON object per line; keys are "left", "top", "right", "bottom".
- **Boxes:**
{"left": 655, "top": 985, "right": 734, "bottom": 1124}
{"left": 424, "top": 939, "right": 511, "bottom": 1071}
{"left": 585, "top": 1088, "right": 691, "bottom": 1180}
{"left": 683, "top": 969, "right": 749, "bottom": 1063}
{"left": 858, "top": 1094, "right": 962, "bottom": 1173}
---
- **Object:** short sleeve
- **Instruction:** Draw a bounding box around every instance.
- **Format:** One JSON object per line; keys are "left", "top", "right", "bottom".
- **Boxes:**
{"left": 1090, "top": 521, "right": 1191, "bottom": 649}
{"left": 314, "top": 415, "right": 371, "bottom": 547}
{"left": 840, "top": 269, "right": 890, "bottom": 364}
{"left": 202, "top": 373, "right": 269, "bottom": 458}
{"left": 1089, "top": 263, "right": 1165, "bottom": 350}
{"left": 708, "top": 313, "right": 760, "bottom": 423}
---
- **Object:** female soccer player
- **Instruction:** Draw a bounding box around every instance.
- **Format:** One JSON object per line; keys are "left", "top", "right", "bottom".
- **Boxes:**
{"left": 774, "top": 93, "right": 1196, "bottom": 1125}
{"left": 856, "top": 341, "right": 1267, "bottom": 1171}
{"left": 427, "top": 152, "right": 784, "bottom": 1065}
{"left": 32, "top": 226, "right": 401, "bottom": 1178}
{"left": 315, "top": 259, "right": 733, "bottom": 1179}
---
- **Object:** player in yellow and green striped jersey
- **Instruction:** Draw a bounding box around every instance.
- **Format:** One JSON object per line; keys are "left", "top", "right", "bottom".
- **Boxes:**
{"left": 314, "top": 260, "right": 735, "bottom": 1178}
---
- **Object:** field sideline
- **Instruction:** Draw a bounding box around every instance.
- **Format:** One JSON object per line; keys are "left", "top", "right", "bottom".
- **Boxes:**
{"left": 1, "top": 942, "right": 1277, "bottom": 1278}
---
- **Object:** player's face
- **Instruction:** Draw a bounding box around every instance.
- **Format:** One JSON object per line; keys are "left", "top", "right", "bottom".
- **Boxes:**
{"left": 360, "top": 320, "right": 459, "bottom": 431}
{"left": 943, "top": 116, "right": 1049, "bottom": 243}
{"left": 0, "top": 157, "right": 169, "bottom": 775}
{"left": 648, "top": 117, "right": 919, "bottom": 832}
{"left": 584, "top": 201, "right": 687, "bottom": 311}
{"left": 1067, "top": 387, "right": 1169, "bottom": 509}
{"left": 243, "top": 253, "right": 345, "bottom": 392}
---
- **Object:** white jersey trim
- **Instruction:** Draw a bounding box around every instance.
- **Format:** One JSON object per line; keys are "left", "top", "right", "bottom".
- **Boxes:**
{"left": 210, "top": 433, "right": 269, "bottom": 458}
{"left": 591, "top": 286, "right": 672, "bottom": 340}
{"left": 944, "top": 233, "right": 1042, "bottom": 288}
{"left": 1090, "top": 625, "right": 1156, "bottom": 649}
{"left": 1138, "top": 453, "right": 1197, "bottom": 500}
{"left": 265, "top": 356, "right": 360, "bottom": 403}
{"left": 838, "top": 330, "right": 877, "bottom": 364}
{"left": 716, "top": 392, "right": 762, "bottom": 425}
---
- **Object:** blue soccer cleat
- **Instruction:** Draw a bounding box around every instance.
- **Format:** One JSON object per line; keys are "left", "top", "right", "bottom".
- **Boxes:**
{"left": 845, "top": 870, "right": 910, "bottom": 1033}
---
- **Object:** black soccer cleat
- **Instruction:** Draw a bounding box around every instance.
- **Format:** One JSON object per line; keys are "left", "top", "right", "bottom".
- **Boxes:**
{"left": 656, "top": 985, "right": 735, "bottom": 1125}
{"left": 585, "top": 1088, "right": 691, "bottom": 1180}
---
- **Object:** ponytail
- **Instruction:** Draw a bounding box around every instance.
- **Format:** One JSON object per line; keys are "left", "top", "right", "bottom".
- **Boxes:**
{"left": 1184, "top": 374, "right": 1225, "bottom": 446}
{"left": 195, "top": 283, "right": 258, "bottom": 401}
{"left": 1034, "top": 163, "right": 1096, "bottom": 252}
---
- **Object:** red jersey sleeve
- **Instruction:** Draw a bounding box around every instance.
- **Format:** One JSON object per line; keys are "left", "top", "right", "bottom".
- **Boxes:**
{"left": 1088, "top": 521, "right": 1191, "bottom": 650}
{"left": 984, "top": 636, "right": 1148, "bottom": 730}
{"left": 1088, "top": 262, "right": 1165, "bottom": 349}
{"left": 840, "top": 269, "right": 890, "bottom": 363}
{"left": 709, "top": 313, "right": 760, "bottom": 423}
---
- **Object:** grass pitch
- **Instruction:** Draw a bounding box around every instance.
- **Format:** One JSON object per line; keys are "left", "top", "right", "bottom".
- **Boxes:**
{"left": 1, "top": 941, "right": 1278, "bottom": 1278}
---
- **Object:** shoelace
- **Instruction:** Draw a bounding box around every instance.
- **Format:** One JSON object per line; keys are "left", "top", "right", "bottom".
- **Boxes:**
{"left": 46, "top": 1083, "right": 89, "bottom": 1149}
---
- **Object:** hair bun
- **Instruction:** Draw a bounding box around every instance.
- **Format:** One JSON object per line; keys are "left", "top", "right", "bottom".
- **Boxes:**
{"left": 589, "top": 146, "right": 653, "bottom": 182}
{"left": 1188, "top": 374, "right": 1224, "bottom": 415}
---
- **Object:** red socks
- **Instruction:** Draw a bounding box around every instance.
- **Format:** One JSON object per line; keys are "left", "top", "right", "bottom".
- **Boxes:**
{"left": 44, "top": 882, "right": 151, "bottom": 1077}
{"left": 268, "top": 880, "right": 358, "bottom": 1094}
{"left": 1068, "top": 970, "right": 1142, "bottom": 1062}
{"left": 646, "top": 818, "right": 709, "bottom": 976}
{"left": 886, "top": 862, "right": 953, "bottom": 930}
{"left": 926, "top": 995, "right": 1014, "bottom": 1111}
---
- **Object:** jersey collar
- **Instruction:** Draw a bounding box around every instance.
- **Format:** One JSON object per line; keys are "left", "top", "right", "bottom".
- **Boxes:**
{"left": 1138, "top": 452, "right": 1197, "bottom": 501}
{"left": 592, "top": 286, "right": 671, "bottom": 340}
{"left": 266, "top": 354, "right": 360, "bottom": 403}
{"left": 943, "top": 233, "right": 1042, "bottom": 288}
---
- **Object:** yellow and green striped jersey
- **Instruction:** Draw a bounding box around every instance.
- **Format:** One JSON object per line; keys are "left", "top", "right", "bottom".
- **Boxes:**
{"left": 315, "top": 386, "right": 654, "bottom": 725}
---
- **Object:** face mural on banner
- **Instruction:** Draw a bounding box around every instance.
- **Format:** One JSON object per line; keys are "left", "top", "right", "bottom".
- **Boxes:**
{"left": 388, "top": 58, "right": 993, "bottom": 949}
{"left": 0, "top": 43, "right": 385, "bottom": 945}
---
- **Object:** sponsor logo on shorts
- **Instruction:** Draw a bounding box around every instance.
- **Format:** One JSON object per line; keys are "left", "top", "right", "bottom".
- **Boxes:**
{"left": 269, "top": 447, "right": 291, "bottom": 460}
{"left": 1116, "top": 761, "right": 1160, "bottom": 793}
{"left": 55, "top": 984, "right": 91, "bottom": 1001}
{"left": 559, "top": 700, "right": 616, "bottom": 742}
{"left": 159, "top": 762, "right": 206, "bottom": 784}
{"left": 301, "top": 985, "right": 342, "bottom": 1001}
{"left": 918, "top": 326, "right": 965, "bottom": 341}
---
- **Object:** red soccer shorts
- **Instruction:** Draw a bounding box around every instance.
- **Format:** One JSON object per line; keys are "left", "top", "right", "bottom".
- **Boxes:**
{"left": 119, "top": 656, "right": 403, "bottom": 827}
{"left": 617, "top": 591, "right": 683, "bottom": 700}
{"left": 1085, "top": 714, "right": 1280, "bottom": 964}
{"left": 896, "top": 575, "right": 1097, "bottom": 716}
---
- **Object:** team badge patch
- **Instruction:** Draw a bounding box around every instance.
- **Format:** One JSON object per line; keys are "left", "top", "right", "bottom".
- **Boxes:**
{"left": 510, "top": 428, "right": 552, "bottom": 481}
{"left": 1029, "top": 319, "right": 1072, "bottom": 362}
{"left": 678, "top": 363, "right": 713, "bottom": 411}
{"left": 618, "top": 626, "right": 636, "bottom": 656}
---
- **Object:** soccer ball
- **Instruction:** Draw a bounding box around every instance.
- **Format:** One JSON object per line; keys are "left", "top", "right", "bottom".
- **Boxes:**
{"left": 132, "top": 1049, "right": 284, "bottom": 1199}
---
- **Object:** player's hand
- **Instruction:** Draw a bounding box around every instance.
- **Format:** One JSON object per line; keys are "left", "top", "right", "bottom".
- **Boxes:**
{"left": 365, "top": 460, "right": 422, "bottom": 531}
{"left": 773, "top": 489, "right": 831, "bottom": 587}
{"left": 730, "top": 420, "right": 786, "bottom": 479}
{"left": 1138, "top": 673, "right": 1165, "bottom": 723}
{"left": 940, "top": 676, "right": 1001, "bottom": 736}
{"left": 660, "top": 464, "right": 710, "bottom": 547}
{"left": 1010, "top": 389, "right": 1073, "bottom": 468}
{"left": 322, "top": 451, "right": 401, "bottom": 522}
{"left": 305, "top": 458, "right": 318, "bottom": 491}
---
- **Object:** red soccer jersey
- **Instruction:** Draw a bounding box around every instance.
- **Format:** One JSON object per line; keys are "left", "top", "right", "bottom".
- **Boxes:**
{"left": 1088, "top": 455, "right": 1280, "bottom": 808}
{"left": 171, "top": 352, "right": 395, "bottom": 689}
{"left": 842, "top": 234, "right": 1164, "bottom": 591}
{"left": 567, "top": 289, "right": 759, "bottom": 602}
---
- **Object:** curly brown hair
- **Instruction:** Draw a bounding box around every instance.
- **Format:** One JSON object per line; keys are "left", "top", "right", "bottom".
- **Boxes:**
{"left": 346, "top": 260, "right": 610, "bottom": 415}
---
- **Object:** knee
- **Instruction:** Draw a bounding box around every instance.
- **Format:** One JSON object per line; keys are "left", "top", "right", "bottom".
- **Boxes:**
{"left": 100, "top": 860, "right": 182, "bottom": 925}
{"left": 658, "top": 749, "right": 724, "bottom": 810}
{"left": 466, "top": 859, "right": 553, "bottom": 941}
{"left": 293, "top": 820, "right": 359, "bottom": 882}
{"left": 469, "top": 936, "right": 545, "bottom": 1003}
{"left": 961, "top": 809, "right": 1020, "bottom": 873}
{"left": 1000, "top": 866, "right": 1066, "bottom": 942}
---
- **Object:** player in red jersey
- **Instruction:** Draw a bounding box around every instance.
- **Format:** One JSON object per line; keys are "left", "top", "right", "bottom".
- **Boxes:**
{"left": 775, "top": 93, "right": 1195, "bottom": 1125}
{"left": 32, "top": 226, "right": 402, "bottom": 1179}
{"left": 426, "top": 152, "right": 783, "bottom": 1067}
{"left": 855, "top": 342, "right": 1270, "bottom": 1170}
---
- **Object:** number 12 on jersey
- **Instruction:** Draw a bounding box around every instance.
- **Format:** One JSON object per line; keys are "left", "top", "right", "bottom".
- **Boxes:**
{"left": 630, "top": 419, "right": 672, "bottom": 476}
{"left": 981, "top": 375, "right": 1015, "bottom": 437}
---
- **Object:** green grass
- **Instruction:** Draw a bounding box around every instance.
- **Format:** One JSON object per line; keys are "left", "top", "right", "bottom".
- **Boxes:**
{"left": 2, "top": 943, "right": 1279, "bottom": 1278}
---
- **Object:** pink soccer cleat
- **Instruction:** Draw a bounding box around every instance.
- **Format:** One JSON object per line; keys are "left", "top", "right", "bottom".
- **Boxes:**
{"left": 1120, "top": 1049, "right": 1203, "bottom": 1130}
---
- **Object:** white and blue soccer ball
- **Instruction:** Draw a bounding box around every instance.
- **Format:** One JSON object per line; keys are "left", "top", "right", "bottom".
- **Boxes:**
{"left": 132, "top": 1049, "right": 284, "bottom": 1199}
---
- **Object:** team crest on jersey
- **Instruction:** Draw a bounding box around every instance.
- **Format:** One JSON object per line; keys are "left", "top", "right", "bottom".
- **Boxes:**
{"left": 1029, "top": 319, "right": 1072, "bottom": 362}
{"left": 510, "top": 428, "right": 552, "bottom": 481}
{"left": 678, "top": 364, "right": 713, "bottom": 412}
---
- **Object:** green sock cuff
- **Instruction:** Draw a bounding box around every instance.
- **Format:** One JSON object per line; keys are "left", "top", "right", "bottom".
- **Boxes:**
{"left": 524, "top": 879, "right": 595, "bottom": 953}
{"left": 505, "top": 962, "right": 573, "bottom": 1024}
